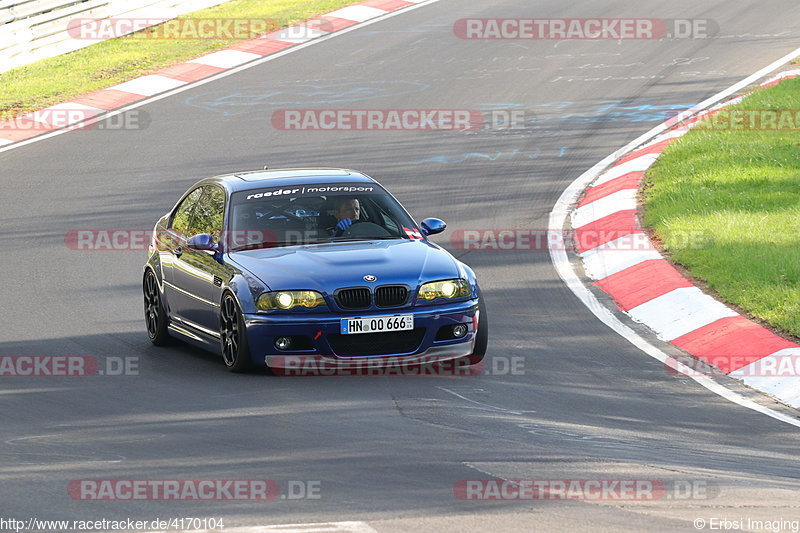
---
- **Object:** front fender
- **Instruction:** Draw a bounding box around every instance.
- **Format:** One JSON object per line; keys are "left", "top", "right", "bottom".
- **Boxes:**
{"left": 144, "top": 252, "right": 163, "bottom": 284}
{"left": 455, "top": 260, "right": 480, "bottom": 299}
{"left": 227, "top": 270, "right": 268, "bottom": 314}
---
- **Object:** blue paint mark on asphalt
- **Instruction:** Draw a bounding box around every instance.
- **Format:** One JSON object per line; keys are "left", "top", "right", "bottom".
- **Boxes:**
{"left": 412, "top": 148, "right": 547, "bottom": 164}
{"left": 476, "top": 100, "right": 691, "bottom": 124}
{"left": 184, "top": 81, "right": 431, "bottom": 116}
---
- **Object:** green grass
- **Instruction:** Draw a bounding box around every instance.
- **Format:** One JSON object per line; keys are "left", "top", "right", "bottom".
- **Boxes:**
{"left": 0, "top": 0, "right": 357, "bottom": 118}
{"left": 643, "top": 76, "right": 800, "bottom": 336}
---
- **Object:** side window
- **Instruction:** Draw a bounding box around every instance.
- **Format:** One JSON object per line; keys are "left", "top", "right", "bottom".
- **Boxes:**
{"left": 189, "top": 185, "right": 226, "bottom": 240}
{"left": 171, "top": 187, "right": 204, "bottom": 233}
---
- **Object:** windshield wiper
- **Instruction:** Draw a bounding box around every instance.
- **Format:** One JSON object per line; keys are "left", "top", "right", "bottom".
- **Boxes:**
{"left": 232, "top": 241, "right": 325, "bottom": 251}
{"left": 328, "top": 236, "right": 402, "bottom": 242}
{"left": 230, "top": 236, "right": 405, "bottom": 250}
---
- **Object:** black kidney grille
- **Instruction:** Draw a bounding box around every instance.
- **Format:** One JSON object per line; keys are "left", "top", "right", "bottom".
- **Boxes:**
{"left": 328, "top": 328, "right": 425, "bottom": 357}
{"left": 375, "top": 285, "right": 408, "bottom": 307}
{"left": 335, "top": 288, "right": 372, "bottom": 309}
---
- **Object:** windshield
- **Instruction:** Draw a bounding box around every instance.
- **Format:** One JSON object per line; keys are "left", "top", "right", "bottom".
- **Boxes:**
{"left": 227, "top": 183, "right": 421, "bottom": 250}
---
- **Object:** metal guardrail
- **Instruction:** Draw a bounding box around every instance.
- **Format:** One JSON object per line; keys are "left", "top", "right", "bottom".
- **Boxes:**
{"left": 0, "top": 0, "right": 230, "bottom": 74}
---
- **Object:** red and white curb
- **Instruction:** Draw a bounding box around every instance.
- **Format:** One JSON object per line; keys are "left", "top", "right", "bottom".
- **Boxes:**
{"left": 571, "top": 68, "right": 800, "bottom": 409}
{"left": 0, "top": 0, "right": 431, "bottom": 147}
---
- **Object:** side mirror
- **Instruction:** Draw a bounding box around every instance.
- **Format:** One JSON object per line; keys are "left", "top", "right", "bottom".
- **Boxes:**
{"left": 187, "top": 233, "right": 219, "bottom": 252}
{"left": 420, "top": 218, "right": 447, "bottom": 236}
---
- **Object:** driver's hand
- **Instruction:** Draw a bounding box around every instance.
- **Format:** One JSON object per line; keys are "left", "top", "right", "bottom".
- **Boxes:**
{"left": 336, "top": 218, "right": 353, "bottom": 231}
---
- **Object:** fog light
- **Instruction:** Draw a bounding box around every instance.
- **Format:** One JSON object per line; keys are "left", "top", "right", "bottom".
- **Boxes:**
{"left": 275, "top": 337, "right": 292, "bottom": 350}
{"left": 452, "top": 324, "right": 468, "bottom": 338}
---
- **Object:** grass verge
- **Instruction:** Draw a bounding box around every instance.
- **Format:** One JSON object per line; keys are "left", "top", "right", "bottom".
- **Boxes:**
{"left": 643, "top": 75, "right": 800, "bottom": 337}
{"left": 1, "top": 0, "right": 358, "bottom": 118}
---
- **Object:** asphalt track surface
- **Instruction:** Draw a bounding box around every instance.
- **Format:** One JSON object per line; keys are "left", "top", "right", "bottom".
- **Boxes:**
{"left": 2, "top": 1, "right": 800, "bottom": 531}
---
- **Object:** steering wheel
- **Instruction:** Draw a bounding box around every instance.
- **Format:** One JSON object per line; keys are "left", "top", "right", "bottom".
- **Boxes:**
{"left": 339, "top": 221, "right": 391, "bottom": 238}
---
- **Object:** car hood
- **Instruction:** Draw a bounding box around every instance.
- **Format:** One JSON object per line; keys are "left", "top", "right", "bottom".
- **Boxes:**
{"left": 227, "top": 239, "right": 459, "bottom": 292}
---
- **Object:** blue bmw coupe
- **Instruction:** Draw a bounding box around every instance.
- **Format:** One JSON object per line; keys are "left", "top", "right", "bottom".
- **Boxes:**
{"left": 143, "top": 168, "right": 487, "bottom": 372}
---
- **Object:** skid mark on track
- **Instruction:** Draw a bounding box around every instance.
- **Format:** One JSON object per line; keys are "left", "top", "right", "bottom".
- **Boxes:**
{"left": 437, "top": 386, "right": 536, "bottom": 415}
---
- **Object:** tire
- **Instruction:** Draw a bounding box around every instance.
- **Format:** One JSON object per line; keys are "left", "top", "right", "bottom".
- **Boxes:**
{"left": 219, "top": 293, "right": 255, "bottom": 373}
{"left": 143, "top": 270, "right": 170, "bottom": 346}
{"left": 466, "top": 297, "right": 488, "bottom": 365}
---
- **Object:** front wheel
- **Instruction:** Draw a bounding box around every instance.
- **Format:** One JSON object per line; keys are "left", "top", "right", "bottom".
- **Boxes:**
{"left": 466, "top": 297, "right": 488, "bottom": 365}
{"left": 219, "top": 293, "right": 255, "bottom": 373}
{"left": 144, "top": 270, "right": 170, "bottom": 346}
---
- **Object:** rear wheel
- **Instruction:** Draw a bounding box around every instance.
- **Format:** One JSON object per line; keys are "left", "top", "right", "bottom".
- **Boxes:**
{"left": 220, "top": 293, "right": 255, "bottom": 373}
{"left": 466, "top": 297, "right": 488, "bottom": 365}
{"left": 143, "top": 270, "right": 170, "bottom": 346}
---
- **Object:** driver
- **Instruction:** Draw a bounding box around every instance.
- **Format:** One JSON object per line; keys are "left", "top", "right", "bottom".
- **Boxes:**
{"left": 330, "top": 197, "right": 360, "bottom": 236}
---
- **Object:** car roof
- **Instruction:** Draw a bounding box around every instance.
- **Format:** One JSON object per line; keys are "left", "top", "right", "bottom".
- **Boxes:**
{"left": 195, "top": 168, "right": 378, "bottom": 194}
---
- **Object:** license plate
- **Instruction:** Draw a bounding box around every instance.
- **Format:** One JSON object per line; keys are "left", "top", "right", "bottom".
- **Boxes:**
{"left": 341, "top": 315, "right": 414, "bottom": 335}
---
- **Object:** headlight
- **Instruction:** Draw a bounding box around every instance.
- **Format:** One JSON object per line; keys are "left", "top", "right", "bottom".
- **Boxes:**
{"left": 256, "top": 290, "right": 325, "bottom": 310}
{"left": 418, "top": 279, "right": 471, "bottom": 301}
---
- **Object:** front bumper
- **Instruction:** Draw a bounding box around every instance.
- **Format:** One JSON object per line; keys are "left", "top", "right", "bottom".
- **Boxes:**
{"left": 243, "top": 298, "right": 479, "bottom": 367}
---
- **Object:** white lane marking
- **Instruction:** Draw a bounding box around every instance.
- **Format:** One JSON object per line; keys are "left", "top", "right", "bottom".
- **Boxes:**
{"left": 708, "top": 95, "right": 745, "bottom": 111}
{"left": 145, "top": 523, "right": 377, "bottom": 533}
{"left": 580, "top": 235, "right": 660, "bottom": 279}
{"left": 0, "top": 0, "right": 442, "bottom": 153}
{"left": 108, "top": 75, "right": 187, "bottom": 96}
{"left": 571, "top": 188, "right": 637, "bottom": 228}
{"left": 548, "top": 46, "right": 800, "bottom": 429}
{"left": 650, "top": 127, "right": 691, "bottom": 143}
{"left": 592, "top": 153, "right": 659, "bottom": 187}
{"left": 0, "top": 139, "right": 11, "bottom": 146}
{"left": 267, "top": 27, "right": 330, "bottom": 44}
{"left": 627, "top": 287, "right": 738, "bottom": 341}
{"left": 730, "top": 348, "right": 800, "bottom": 407}
{"left": 326, "top": 5, "right": 388, "bottom": 22}
{"left": 189, "top": 49, "right": 263, "bottom": 68}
